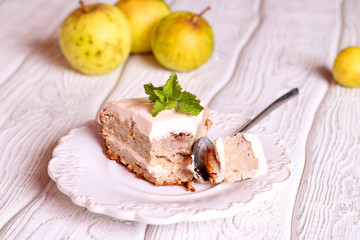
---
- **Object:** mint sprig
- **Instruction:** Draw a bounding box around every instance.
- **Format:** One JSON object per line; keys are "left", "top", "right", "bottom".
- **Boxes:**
{"left": 144, "top": 73, "right": 204, "bottom": 117}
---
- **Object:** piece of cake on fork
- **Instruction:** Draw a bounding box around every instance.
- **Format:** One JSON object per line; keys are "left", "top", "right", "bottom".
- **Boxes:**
{"left": 205, "top": 132, "right": 267, "bottom": 183}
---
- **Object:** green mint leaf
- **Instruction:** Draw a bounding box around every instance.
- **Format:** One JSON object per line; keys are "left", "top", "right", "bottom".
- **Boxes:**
{"left": 152, "top": 100, "right": 176, "bottom": 117}
{"left": 152, "top": 101, "right": 167, "bottom": 117}
{"left": 144, "top": 73, "right": 204, "bottom": 117}
{"left": 164, "top": 99, "right": 177, "bottom": 110}
{"left": 154, "top": 89, "right": 166, "bottom": 102}
{"left": 163, "top": 72, "right": 182, "bottom": 100}
{"left": 177, "top": 91, "right": 204, "bottom": 116}
{"left": 144, "top": 83, "right": 163, "bottom": 103}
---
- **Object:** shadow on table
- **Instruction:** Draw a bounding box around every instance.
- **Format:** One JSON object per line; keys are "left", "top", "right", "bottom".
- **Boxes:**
{"left": 28, "top": 35, "right": 75, "bottom": 73}
{"left": 314, "top": 65, "right": 334, "bottom": 84}
{"left": 127, "top": 52, "right": 166, "bottom": 71}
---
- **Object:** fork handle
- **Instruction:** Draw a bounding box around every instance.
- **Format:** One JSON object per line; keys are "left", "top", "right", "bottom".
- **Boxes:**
{"left": 238, "top": 88, "right": 299, "bottom": 133}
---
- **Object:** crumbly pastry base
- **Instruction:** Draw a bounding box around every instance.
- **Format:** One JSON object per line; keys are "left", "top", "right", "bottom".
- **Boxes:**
{"left": 205, "top": 148, "right": 220, "bottom": 184}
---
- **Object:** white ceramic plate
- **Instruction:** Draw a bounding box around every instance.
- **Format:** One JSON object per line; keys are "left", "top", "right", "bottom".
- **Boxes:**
{"left": 48, "top": 111, "right": 291, "bottom": 225}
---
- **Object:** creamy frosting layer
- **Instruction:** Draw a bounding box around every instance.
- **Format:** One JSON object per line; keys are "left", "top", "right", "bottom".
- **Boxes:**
{"left": 100, "top": 97, "right": 205, "bottom": 140}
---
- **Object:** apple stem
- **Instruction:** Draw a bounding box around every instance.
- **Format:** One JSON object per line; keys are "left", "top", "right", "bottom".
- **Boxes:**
{"left": 192, "top": 6, "right": 211, "bottom": 24}
{"left": 79, "top": 1, "right": 88, "bottom": 13}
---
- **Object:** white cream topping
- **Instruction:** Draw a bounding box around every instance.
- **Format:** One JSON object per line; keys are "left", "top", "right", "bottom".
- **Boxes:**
{"left": 213, "top": 133, "right": 267, "bottom": 180}
{"left": 100, "top": 97, "right": 204, "bottom": 140}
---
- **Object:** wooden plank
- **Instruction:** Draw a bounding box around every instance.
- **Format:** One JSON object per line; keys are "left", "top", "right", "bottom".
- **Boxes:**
{"left": 0, "top": 182, "right": 146, "bottom": 239}
{"left": 292, "top": 86, "right": 360, "bottom": 239}
{"left": 0, "top": 0, "right": 78, "bottom": 85}
{"left": 292, "top": 0, "right": 360, "bottom": 238}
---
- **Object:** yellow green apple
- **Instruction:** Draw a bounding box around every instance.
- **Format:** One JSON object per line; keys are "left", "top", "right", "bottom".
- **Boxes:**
{"left": 151, "top": 7, "right": 214, "bottom": 71}
{"left": 115, "top": 0, "right": 171, "bottom": 54}
{"left": 59, "top": 2, "right": 131, "bottom": 75}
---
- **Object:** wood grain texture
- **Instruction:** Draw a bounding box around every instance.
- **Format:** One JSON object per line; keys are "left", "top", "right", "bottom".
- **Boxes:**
{"left": 0, "top": 182, "right": 146, "bottom": 240}
{"left": 0, "top": 0, "right": 78, "bottom": 85}
{"left": 292, "top": 86, "right": 360, "bottom": 239}
{"left": 292, "top": 0, "right": 360, "bottom": 238}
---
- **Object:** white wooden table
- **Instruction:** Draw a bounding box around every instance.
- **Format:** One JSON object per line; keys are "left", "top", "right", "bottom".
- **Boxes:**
{"left": 1, "top": 0, "right": 359, "bottom": 239}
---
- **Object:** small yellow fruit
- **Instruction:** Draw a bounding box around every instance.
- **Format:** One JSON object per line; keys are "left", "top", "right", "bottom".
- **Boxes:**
{"left": 59, "top": 2, "right": 131, "bottom": 75}
{"left": 115, "top": 0, "right": 171, "bottom": 54}
{"left": 333, "top": 46, "right": 360, "bottom": 88}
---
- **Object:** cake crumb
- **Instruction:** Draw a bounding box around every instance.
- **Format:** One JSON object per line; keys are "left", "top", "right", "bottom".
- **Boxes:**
{"left": 186, "top": 180, "right": 196, "bottom": 192}
{"left": 205, "top": 118, "right": 213, "bottom": 129}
